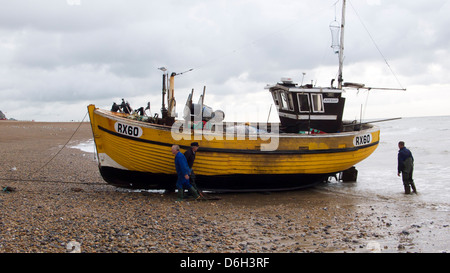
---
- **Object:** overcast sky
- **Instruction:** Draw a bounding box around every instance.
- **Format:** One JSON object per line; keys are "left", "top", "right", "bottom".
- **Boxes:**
{"left": 1, "top": 0, "right": 449, "bottom": 122}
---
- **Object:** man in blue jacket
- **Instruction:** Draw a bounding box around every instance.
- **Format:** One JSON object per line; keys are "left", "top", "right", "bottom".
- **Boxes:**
{"left": 397, "top": 141, "right": 417, "bottom": 194}
{"left": 171, "top": 145, "right": 200, "bottom": 201}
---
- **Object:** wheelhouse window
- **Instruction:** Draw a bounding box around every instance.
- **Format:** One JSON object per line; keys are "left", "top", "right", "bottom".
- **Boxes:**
{"left": 280, "top": 91, "right": 294, "bottom": 111}
{"left": 311, "top": 93, "right": 324, "bottom": 113}
{"left": 272, "top": 91, "right": 280, "bottom": 107}
{"left": 297, "top": 93, "right": 310, "bottom": 113}
{"left": 280, "top": 92, "right": 288, "bottom": 110}
{"left": 287, "top": 93, "right": 294, "bottom": 111}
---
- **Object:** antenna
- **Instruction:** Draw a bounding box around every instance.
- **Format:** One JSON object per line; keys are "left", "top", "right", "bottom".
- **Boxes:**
{"left": 175, "top": 68, "right": 194, "bottom": 76}
{"left": 338, "top": 0, "right": 346, "bottom": 89}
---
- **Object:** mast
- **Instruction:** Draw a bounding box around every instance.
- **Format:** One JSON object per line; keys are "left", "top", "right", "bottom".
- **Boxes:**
{"left": 338, "top": 0, "right": 346, "bottom": 89}
{"left": 158, "top": 67, "right": 169, "bottom": 119}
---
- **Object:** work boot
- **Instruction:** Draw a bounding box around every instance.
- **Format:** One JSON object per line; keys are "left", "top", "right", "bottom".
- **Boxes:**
{"left": 188, "top": 186, "right": 201, "bottom": 200}
{"left": 410, "top": 181, "right": 417, "bottom": 194}
{"left": 176, "top": 189, "right": 184, "bottom": 201}
{"left": 404, "top": 184, "right": 411, "bottom": 194}
{"left": 191, "top": 184, "right": 204, "bottom": 198}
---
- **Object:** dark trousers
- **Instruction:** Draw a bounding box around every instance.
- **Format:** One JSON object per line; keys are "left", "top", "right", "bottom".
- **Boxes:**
{"left": 189, "top": 171, "right": 198, "bottom": 190}
{"left": 401, "top": 169, "right": 416, "bottom": 194}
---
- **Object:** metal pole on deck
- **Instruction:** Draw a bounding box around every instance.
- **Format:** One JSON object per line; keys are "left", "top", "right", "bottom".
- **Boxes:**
{"left": 338, "top": 0, "right": 346, "bottom": 89}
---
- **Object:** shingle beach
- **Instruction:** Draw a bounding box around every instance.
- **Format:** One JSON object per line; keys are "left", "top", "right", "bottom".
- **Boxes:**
{"left": 0, "top": 121, "right": 448, "bottom": 253}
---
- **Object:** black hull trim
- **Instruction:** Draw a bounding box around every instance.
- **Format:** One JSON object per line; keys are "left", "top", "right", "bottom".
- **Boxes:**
{"left": 99, "top": 166, "right": 328, "bottom": 193}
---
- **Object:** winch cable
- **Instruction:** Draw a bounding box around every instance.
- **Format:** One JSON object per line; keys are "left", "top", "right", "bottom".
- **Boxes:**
{"left": 0, "top": 177, "right": 105, "bottom": 186}
{"left": 29, "top": 111, "right": 89, "bottom": 177}
{"left": 0, "top": 111, "right": 107, "bottom": 187}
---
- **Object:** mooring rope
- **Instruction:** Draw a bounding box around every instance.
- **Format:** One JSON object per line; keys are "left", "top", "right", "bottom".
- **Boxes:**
{"left": 29, "top": 111, "right": 89, "bottom": 177}
{"left": 0, "top": 177, "right": 105, "bottom": 186}
{"left": 0, "top": 111, "right": 107, "bottom": 187}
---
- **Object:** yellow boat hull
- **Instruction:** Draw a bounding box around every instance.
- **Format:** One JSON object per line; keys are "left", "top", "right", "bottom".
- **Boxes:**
{"left": 88, "top": 105, "right": 379, "bottom": 191}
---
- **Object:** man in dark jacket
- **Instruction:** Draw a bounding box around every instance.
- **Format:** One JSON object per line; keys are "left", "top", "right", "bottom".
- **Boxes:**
{"left": 397, "top": 141, "right": 417, "bottom": 194}
{"left": 184, "top": 142, "right": 200, "bottom": 194}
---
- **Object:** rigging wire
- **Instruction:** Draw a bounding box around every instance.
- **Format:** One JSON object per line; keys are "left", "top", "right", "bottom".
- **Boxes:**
{"left": 348, "top": 1, "right": 405, "bottom": 90}
{"left": 363, "top": 89, "right": 370, "bottom": 120}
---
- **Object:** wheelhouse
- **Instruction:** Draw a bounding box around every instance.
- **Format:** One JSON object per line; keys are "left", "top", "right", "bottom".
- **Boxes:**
{"left": 266, "top": 78, "right": 345, "bottom": 133}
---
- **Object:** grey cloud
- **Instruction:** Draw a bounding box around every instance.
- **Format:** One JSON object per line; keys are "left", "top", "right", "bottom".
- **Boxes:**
{"left": 1, "top": 0, "right": 449, "bottom": 121}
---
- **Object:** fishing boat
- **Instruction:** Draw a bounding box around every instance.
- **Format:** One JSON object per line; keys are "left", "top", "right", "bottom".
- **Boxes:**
{"left": 87, "top": 0, "right": 395, "bottom": 192}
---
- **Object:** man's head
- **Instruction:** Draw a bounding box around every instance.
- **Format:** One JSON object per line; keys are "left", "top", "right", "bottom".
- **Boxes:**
{"left": 191, "top": 142, "right": 199, "bottom": 152}
{"left": 171, "top": 144, "right": 180, "bottom": 155}
{"left": 398, "top": 141, "right": 405, "bottom": 149}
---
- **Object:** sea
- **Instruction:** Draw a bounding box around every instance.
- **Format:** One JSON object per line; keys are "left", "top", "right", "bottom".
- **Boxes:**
{"left": 72, "top": 115, "right": 450, "bottom": 208}
{"left": 326, "top": 115, "right": 450, "bottom": 209}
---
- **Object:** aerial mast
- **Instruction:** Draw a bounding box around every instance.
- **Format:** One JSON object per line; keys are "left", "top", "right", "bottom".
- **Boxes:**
{"left": 337, "top": 0, "right": 346, "bottom": 89}
{"left": 338, "top": 0, "right": 346, "bottom": 89}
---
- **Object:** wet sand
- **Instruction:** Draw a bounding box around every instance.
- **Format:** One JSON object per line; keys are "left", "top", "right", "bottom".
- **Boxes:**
{"left": 0, "top": 121, "right": 448, "bottom": 253}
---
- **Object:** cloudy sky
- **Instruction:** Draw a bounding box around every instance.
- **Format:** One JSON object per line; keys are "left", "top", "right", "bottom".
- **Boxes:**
{"left": 1, "top": 0, "right": 449, "bottom": 122}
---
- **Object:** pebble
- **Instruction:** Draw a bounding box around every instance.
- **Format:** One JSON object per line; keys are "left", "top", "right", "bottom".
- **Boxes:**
{"left": 1, "top": 122, "right": 449, "bottom": 253}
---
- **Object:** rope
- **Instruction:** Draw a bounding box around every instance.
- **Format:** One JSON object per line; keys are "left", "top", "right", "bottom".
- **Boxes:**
{"left": 29, "top": 111, "right": 89, "bottom": 177}
{"left": 0, "top": 111, "right": 106, "bottom": 188}
{"left": 0, "top": 177, "right": 105, "bottom": 186}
